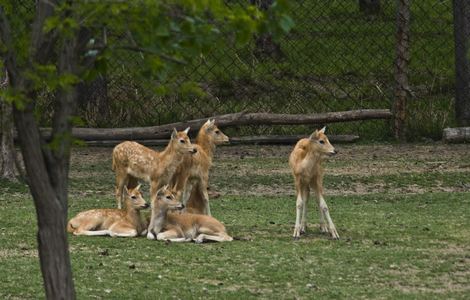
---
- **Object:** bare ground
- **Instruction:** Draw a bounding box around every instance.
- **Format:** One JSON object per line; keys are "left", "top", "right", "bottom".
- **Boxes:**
{"left": 71, "top": 143, "right": 470, "bottom": 197}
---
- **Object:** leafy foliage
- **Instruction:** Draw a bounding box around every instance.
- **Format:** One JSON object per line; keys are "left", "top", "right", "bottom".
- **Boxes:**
{"left": 0, "top": 0, "right": 292, "bottom": 105}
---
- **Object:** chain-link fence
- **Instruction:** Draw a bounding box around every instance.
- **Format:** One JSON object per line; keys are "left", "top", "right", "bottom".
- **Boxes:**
{"left": 49, "top": 2, "right": 458, "bottom": 140}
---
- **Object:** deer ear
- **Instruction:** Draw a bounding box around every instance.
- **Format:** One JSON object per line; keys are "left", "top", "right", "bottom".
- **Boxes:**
{"left": 171, "top": 128, "right": 178, "bottom": 139}
{"left": 135, "top": 184, "right": 142, "bottom": 191}
{"left": 156, "top": 186, "right": 164, "bottom": 196}
{"left": 204, "top": 119, "right": 211, "bottom": 126}
{"left": 309, "top": 129, "right": 319, "bottom": 140}
{"left": 319, "top": 126, "right": 326, "bottom": 134}
{"left": 210, "top": 119, "right": 215, "bottom": 126}
{"left": 183, "top": 127, "right": 190, "bottom": 134}
{"left": 124, "top": 185, "right": 129, "bottom": 195}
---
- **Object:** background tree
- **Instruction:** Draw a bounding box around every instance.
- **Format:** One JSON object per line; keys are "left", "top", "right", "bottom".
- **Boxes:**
{"left": 0, "top": 68, "right": 17, "bottom": 180}
{"left": 453, "top": 0, "right": 470, "bottom": 126}
{"left": 0, "top": 0, "right": 292, "bottom": 299}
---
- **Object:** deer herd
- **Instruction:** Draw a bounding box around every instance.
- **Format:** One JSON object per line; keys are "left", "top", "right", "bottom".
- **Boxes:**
{"left": 68, "top": 119, "right": 340, "bottom": 243}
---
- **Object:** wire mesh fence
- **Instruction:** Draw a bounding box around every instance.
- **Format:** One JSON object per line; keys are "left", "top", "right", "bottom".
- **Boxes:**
{"left": 31, "top": 1, "right": 459, "bottom": 140}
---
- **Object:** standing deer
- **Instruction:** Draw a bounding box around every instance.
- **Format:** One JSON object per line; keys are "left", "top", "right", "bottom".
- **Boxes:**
{"left": 67, "top": 185, "right": 149, "bottom": 237}
{"left": 171, "top": 119, "right": 229, "bottom": 215}
{"left": 147, "top": 185, "right": 233, "bottom": 243}
{"left": 289, "top": 126, "right": 339, "bottom": 239}
{"left": 112, "top": 128, "right": 196, "bottom": 209}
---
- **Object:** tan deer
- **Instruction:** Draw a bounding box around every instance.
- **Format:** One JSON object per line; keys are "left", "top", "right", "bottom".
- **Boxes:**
{"left": 146, "top": 185, "right": 233, "bottom": 243}
{"left": 112, "top": 128, "right": 196, "bottom": 209}
{"left": 289, "top": 126, "right": 339, "bottom": 239}
{"left": 171, "top": 119, "right": 229, "bottom": 215}
{"left": 67, "top": 185, "right": 149, "bottom": 237}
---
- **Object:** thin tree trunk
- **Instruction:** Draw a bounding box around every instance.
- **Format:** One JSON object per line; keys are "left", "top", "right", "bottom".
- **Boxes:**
{"left": 453, "top": 0, "right": 470, "bottom": 126}
{"left": 1, "top": 70, "right": 17, "bottom": 180}
{"left": 393, "top": 0, "right": 410, "bottom": 140}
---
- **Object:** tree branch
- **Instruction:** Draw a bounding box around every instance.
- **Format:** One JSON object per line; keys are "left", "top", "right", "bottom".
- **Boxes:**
{"left": 31, "top": 0, "right": 59, "bottom": 64}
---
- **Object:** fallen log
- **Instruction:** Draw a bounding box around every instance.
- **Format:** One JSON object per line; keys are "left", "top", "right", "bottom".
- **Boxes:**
{"left": 443, "top": 127, "right": 470, "bottom": 143}
{"left": 83, "top": 134, "right": 359, "bottom": 147}
{"left": 37, "top": 109, "right": 391, "bottom": 141}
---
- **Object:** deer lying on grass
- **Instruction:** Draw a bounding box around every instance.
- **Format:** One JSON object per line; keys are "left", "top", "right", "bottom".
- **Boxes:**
{"left": 67, "top": 185, "right": 149, "bottom": 237}
{"left": 171, "top": 119, "right": 229, "bottom": 215}
{"left": 147, "top": 185, "right": 233, "bottom": 243}
{"left": 289, "top": 126, "right": 339, "bottom": 239}
{"left": 112, "top": 128, "right": 196, "bottom": 209}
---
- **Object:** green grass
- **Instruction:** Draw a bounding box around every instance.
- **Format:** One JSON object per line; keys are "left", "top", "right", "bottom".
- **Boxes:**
{"left": 1, "top": 144, "right": 470, "bottom": 299}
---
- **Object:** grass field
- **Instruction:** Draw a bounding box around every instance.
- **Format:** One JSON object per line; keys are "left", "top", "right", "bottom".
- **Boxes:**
{"left": 1, "top": 143, "right": 469, "bottom": 299}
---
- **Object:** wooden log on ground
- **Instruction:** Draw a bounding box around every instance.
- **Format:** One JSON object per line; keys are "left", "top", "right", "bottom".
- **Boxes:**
{"left": 37, "top": 109, "right": 391, "bottom": 141}
{"left": 83, "top": 134, "right": 360, "bottom": 147}
{"left": 443, "top": 127, "right": 470, "bottom": 143}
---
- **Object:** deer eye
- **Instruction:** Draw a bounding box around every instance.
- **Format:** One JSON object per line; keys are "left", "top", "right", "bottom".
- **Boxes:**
{"left": 215, "top": 130, "right": 220, "bottom": 134}
{"left": 319, "top": 140, "right": 325, "bottom": 145}
{"left": 179, "top": 139, "right": 185, "bottom": 144}
{"left": 131, "top": 196, "right": 137, "bottom": 200}
{"left": 166, "top": 196, "right": 172, "bottom": 200}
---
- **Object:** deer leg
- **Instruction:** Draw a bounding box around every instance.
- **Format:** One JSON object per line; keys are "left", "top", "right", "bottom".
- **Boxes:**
{"left": 300, "top": 187, "right": 309, "bottom": 234}
{"left": 70, "top": 219, "right": 107, "bottom": 236}
{"left": 315, "top": 195, "right": 328, "bottom": 233}
{"left": 316, "top": 192, "right": 339, "bottom": 239}
{"left": 73, "top": 229, "right": 111, "bottom": 236}
{"left": 311, "top": 178, "right": 328, "bottom": 233}
{"left": 115, "top": 172, "right": 128, "bottom": 209}
{"left": 109, "top": 224, "right": 138, "bottom": 238}
{"left": 156, "top": 229, "right": 189, "bottom": 242}
{"left": 150, "top": 181, "right": 160, "bottom": 202}
{"left": 146, "top": 206, "right": 158, "bottom": 239}
{"left": 194, "top": 233, "right": 231, "bottom": 243}
{"left": 293, "top": 190, "right": 304, "bottom": 239}
{"left": 194, "top": 226, "right": 232, "bottom": 243}
{"left": 181, "top": 181, "right": 194, "bottom": 206}
{"left": 201, "top": 183, "right": 211, "bottom": 216}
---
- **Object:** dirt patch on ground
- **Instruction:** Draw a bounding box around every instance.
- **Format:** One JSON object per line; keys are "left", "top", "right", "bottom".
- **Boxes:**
{"left": 71, "top": 143, "right": 470, "bottom": 197}
{"left": 0, "top": 248, "right": 38, "bottom": 259}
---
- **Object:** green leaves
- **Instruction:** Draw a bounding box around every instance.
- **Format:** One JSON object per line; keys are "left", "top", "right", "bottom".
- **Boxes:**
{"left": 279, "top": 14, "right": 295, "bottom": 33}
{"left": 1, "top": 0, "right": 294, "bottom": 116}
{"left": 26, "top": 64, "right": 79, "bottom": 92}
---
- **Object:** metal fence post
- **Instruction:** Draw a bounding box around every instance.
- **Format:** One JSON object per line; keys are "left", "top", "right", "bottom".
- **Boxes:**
{"left": 393, "top": 0, "right": 411, "bottom": 140}
{"left": 453, "top": 0, "right": 470, "bottom": 126}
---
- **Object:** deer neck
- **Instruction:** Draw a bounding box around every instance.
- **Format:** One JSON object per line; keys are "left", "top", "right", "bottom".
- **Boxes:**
{"left": 196, "top": 132, "right": 215, "bottom": 159}
{"left": 123, "top": 201, "right": 142, "bottom": 227}
{"left": 151, "top": 204, "right": 169, "bottom": 234}
{"left": 158, "top": 142, "right": 184, "bottom": 172}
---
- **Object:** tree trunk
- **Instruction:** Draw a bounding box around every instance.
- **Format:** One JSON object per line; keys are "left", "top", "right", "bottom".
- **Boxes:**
{"left": 393, "top": 0, "right": 410, "bottom": 140}
{"left": 359, "top": 0, "right": 381, "bottom": 15}
{"left": 453, "top": 0, "right": 470, "bottom": 126}
{"left": 1, "top": 70, "right": 17, "bottom": 181}
{"left": 13, "top": 102, "right": 75, "bottom": 300}
{"left": 1, "top": 1, "right": 77, "bottom": 298}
